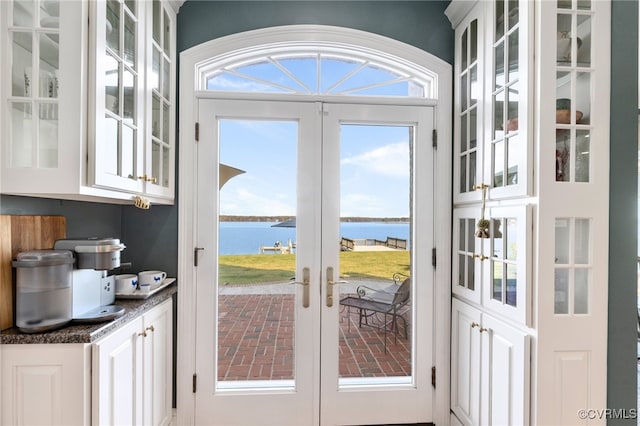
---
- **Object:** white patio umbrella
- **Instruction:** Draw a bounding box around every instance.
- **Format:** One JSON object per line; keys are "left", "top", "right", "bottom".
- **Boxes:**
{"left": 219, "top": 163, "right": 245, "bottom": 189}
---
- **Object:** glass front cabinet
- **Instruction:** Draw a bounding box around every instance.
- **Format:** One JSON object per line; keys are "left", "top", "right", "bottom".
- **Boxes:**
{"left": 447, "top": 0, "right": 610, "bottom": 425}
{"left": 1, "top": 0, "right": 176, "bottom": 204}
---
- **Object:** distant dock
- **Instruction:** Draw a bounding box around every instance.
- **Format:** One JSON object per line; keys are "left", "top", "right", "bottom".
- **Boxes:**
{"left": 341, "top": 236, "right": 407, "bottom": 251}
{"left": 260, "top": 239, "right": 296, "bottom": 254}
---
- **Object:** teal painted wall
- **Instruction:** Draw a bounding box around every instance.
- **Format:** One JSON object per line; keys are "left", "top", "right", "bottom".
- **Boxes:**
{"left": 608, "top": 1, "right": 637, "bottom": 423}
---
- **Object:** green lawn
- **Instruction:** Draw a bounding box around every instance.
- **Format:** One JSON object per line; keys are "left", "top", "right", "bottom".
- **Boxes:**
{"left": 219, "top": 251, "right": 410, "bottom": 285}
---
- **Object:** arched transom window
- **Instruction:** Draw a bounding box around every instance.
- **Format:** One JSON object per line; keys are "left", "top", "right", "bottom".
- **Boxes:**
{"left": 197, "top": 43, "right": 438, "bottom": 98}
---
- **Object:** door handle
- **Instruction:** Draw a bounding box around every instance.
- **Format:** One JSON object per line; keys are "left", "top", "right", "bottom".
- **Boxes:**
{"left": 292, "top": 267, "right": 310, "bottom": 308}
{"left": 326, "top": 266, "right": 338, "bottom": 307}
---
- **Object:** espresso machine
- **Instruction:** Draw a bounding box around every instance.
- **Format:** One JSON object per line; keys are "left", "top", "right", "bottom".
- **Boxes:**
{"left": 53, "top": 237, "right": 127, "bottom": 322}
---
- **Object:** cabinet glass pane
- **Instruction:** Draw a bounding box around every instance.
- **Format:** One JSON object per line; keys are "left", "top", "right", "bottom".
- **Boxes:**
{"left": 125, "top": 0, "right": 135, "bottom": 15}
{"left": 574, "top": 218, "right": 590, "bottom": 264}
{"left": 493, "top": 90, "right": 504, "bottom": 138}
{"left": 152, "top": 94, "right": 160, "bottom": 138}
{"left": 577, "top": 0, "right": 591, "bottom": 10}
{"left": 576, "top": 72, "right": 590, "bottom": 124}
{"left": 507, "top": 136, "right": 519, "bottom": 185}
{"left": 163, "top": 10, "right": 171, "bottom": 54}
{"left": 12, "top": 32, "right": 32, "bottom": 97}
{"left": 494, "top": 41, "right": 504, "bottom": 90}
{"left": 495, "top": 0, "right": 505, "bottom": 40}
{"left": 470, "top": 65, "right": 478, "bottom": 106}
{"left": 554, "top": 269, "right": 569, "bottom": 314}
{"left": 123, "top": 68, "right": 135, "bottom": 122}
{"left": 11, "top": 102, "right": 33, "bottom": 167}
{"left": 124, "top": 11, "right": 136, "bottom": 68}
{"left": 152, "top": 47, "right": 161, "bottom": 91}
{"left": 460, "top": 74, "right": 467, "bottom": 111}
{"left": 122, "top": 124, "right": 134, "bottom": 178}
{"left": 469, "top": 108, "right": 477, "bottom": 149}
{"left": 576, "top": 15, "right": 591, "bottom": 66}
{"left": 574, "top": 269, "right": 589, "bottom": 314}
{"left": 507, "top": 82, "right": 519, "bottom": 131}
{"left": 13, "top": 0, "right": 34, "bottom": 26}
{"left": 39, "top": 104, "right": 58, "bottom": 167}
{"left": 467, "top": 218, "right": 475, "bottom": 251}
{"left": 469, "top": 151, "right": 476, "bottom": 191}
{"left": 558, "top": 0, "right": 571, "bottom": 9}
{"left": 505, "top": 217, "right": 516, "bottom": 260}
{"left": 492, "top": 218, "right": 504, "bottom": 259}
{"left": 555, "top": 130, "right": 570, "bottom": 182}
{"left": 152, "top": 141, "right": 160, "bottom": 184}
{"left": 162, "top": 57, "right": 170, "bottom": 99}
{"left": 555, "top": 218, "right": 570, "bottom": 264}
{"left": 493, "top": 140, "right": 504, "bottom": 187}
{"left": 458, "top": 219, "right": 465, "bottom": 251}
{"left": 460, "top": 157, "right": 466, "bottom": 193}
{"left": 467, "top": 255, "right": 475, "bottom": 290}
{"left": 506, "top": 263, "right": 516, "bottom": 307}
{"left": 162, "top": 101, "right": 170, "bottom": 141}
{"left": 492, "top": 261, "right": 503, "bottom": 302}
{"left": 106, "top": 0, "right": 120, "bottom": 54}
{"left": 104, "top": 116, "right": 119, "bottom": 175}
{"left": 162, "top": 146, "right": 170, "bottom": 186}
{"left": 469, "top": 20, "right": 477, "bottom": 63}
{"left": 508, "top": 0, "right": 518, "bottom": 29}
{"left": 461, "top": 28, "right": 468, "bottom": 70}
{"left": 153, "top": 0, "right": 161, "bottom": 44}
{"left": 39, "top": 34, "right": 59, "bottom": 98}
{"left": 575, "top": 130, "right": 590, "bottom": 182}
{"left": 460, "top": 114, "right": 467, "bottom": 152}
{"left": 105, "top": 53, "right": 119, "bottom": 115}
{"left": 458, "top": 254, "right": 465, "bottom": 287}
{"left": 507, "top": 28, "right": 518, "bottom": 79}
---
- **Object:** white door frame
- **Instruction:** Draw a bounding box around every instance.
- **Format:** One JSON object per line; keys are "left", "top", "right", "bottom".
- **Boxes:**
{"left": 177, "top": 25, "right": 452, "bottom": 426}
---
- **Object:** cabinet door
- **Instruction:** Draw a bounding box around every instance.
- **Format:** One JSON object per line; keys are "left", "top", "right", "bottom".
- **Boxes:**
{"left": 452, "top": 207, "right": 484, "bottom": 304}
{"left": 453, "top": 4, "right": 485, "bottom": 204}
{"left": 450, "top": 298, "right": 482, "bottom": 426}
{"left": 142, "top": 298, "right": 173, "bottom": 426}
{"left": 143, "top": 0, "right": 175, "bottom": 200}
{"left": 484, "top": 0, "right": 533, "bottom": 200}
{"left": 480, "top": 314, "right": 530, "bottom": 426}
{"left": 1, "top": 344, "right": 91, "bottom": 426}
{"left": 89, "top": 0, "right": 145, "bottom": 193}
{"left": 484, "top": 205, "right": 531, "bottom": 325}
{"left": 1, "top": 0, "right": 86, "bottom": 195}
{"left": 93, "top": 317, "right": 144, "bottom": 426}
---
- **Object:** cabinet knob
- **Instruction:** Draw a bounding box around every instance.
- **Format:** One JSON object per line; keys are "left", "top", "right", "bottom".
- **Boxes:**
{"left": 136, "top": 174, "right": 157, "bottom": 184}
{"left": 138, "top": 331, "right": 148, "bottom": 338}
{"left": 145, "top": 325, "right": 155, "bottom": 333}
{"left": 470, "top": 322, "right": 480, "bottom": 328}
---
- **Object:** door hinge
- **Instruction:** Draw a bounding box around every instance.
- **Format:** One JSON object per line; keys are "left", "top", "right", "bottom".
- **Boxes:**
{"left": 195, "top": 122, "right": 200, "bottom": 141}
{"left": 431, "top": 366, "right": 436, "bottom": 388}
{"left": 192, "top": 373, "right": 197, "bottom": 393}
{"left": 431, "top": 247, "right": 437, "bottom": 268}
{"left": 432, "top": 129, "right": 437, "bottom": 148}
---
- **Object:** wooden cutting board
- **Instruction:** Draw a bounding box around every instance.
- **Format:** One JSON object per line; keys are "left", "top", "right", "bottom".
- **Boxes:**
{"left": 0, "top": 215, "right": 66, "bottom": 330}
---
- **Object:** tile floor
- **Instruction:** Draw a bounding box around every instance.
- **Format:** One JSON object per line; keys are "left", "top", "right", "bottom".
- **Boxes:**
{"left": 217, "top": 292, "right": 411, "bottom": 381}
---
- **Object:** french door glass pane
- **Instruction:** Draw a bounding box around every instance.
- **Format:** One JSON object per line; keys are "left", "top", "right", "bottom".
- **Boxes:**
{"left": 217, "top": 120, "right": 298, "bottom": 385}
{"left": 338, "top": 124, "right": 412, "bottom": 381}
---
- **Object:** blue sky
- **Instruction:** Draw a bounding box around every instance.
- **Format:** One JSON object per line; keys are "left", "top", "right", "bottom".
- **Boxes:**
{"left": 219, "top": 120, "right": 410, "bottom": 218}
{"left": 214, "top": 56, "right": 413, "bottom": 218}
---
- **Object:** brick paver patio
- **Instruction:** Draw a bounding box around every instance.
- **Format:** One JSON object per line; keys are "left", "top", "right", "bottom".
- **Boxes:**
{"left": 217, "top": 293, "right": 411, "bottom": 382}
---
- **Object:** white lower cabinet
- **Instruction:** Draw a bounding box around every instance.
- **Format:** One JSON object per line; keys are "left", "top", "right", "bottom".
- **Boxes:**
{"left": 93, "top": 298, "right": 173, "bottom": 426}
{"left": 0, "top": 299, "right": 173, "bottom": 426}
{"left": 451, "top": 298, "right": 530, "bottom": 426}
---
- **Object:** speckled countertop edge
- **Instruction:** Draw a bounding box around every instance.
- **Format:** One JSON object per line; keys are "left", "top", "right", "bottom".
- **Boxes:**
{"left": 1, "top": 283, "right": 177, "bottom": 344}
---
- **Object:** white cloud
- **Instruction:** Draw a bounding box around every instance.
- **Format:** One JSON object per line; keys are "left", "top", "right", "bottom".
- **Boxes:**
{"left": 341, "top": 142, "right": 409, "bottom": 178}
{"left": 220, "top": 187, "right": 295, "bottom": 216}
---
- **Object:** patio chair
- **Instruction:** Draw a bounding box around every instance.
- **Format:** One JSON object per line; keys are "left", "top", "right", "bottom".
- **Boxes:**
{"left": 339, "top": 273, "right": 411, "bottom": 352}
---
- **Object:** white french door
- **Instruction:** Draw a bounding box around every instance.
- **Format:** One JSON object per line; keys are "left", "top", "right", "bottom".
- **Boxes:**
{"left": 195, "top": 98, "right": 435, "bottom": 426}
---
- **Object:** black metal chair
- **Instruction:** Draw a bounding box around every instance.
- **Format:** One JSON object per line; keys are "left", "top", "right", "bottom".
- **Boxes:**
{"left": 339, "top": 273, "right": 410, "bottom": 352}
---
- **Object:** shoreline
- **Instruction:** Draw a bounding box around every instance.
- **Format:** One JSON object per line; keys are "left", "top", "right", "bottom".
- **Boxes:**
{"left": 219, "top": 215, "right": 409, "bottom": 223}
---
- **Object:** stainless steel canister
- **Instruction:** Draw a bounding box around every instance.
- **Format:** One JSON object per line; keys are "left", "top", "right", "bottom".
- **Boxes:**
{"left": 12, "top": 250, "right": 74, "bottom": 333}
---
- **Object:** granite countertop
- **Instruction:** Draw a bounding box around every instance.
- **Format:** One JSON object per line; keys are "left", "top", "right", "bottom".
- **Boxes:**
{"left": 1, "top": 282, "right": 177, "bottom": 345}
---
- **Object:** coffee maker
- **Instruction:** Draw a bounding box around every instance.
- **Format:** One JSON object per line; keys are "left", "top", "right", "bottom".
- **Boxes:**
{"left": 53, "top": 238, "right": 127, "bottom": 322}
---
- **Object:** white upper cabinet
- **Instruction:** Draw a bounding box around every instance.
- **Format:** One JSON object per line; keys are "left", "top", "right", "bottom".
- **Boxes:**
{"left": 450, "top": 0, "right": 533, "bottom": 204}
{"left": 1, "top": 0, "right": 176, "bottom": 205}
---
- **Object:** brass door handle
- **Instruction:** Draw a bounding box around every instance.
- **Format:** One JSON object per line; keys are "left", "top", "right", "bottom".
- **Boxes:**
{"left": 326, "top": 266, "right": 338, "bottom": 307}
{"left": 292, "top": 267, "right": 310, "bottom": 308}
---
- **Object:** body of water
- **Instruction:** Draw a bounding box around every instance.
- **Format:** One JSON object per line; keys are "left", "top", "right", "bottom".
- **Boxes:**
{"left": 219, "top": 221, "right": 410, "bottom": 255}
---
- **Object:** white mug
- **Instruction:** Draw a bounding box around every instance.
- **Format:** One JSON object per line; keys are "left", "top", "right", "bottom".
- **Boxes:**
{"left": 138, "top": 270, "right": 167, "bottom": 292}
{"left": 115, "top": 274, "right": 138, "bottom": 294}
